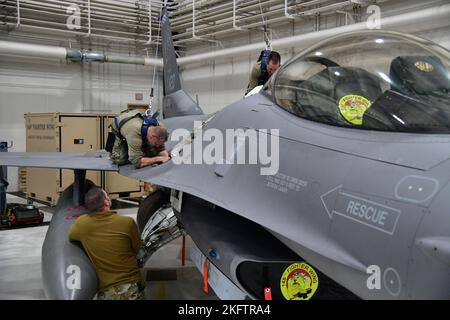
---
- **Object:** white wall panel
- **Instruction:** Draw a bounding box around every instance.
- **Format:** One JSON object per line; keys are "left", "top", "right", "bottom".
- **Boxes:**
{"left": 0, "top": 54, "right": 161, "bottom": 190}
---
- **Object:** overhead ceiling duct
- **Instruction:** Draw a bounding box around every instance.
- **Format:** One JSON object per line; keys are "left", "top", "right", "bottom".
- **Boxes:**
{"left": 0, "top": 40, "right": 163, "bottom": 66}
{"left": 177, "top": 3, "right": 450, "bottom": 65}
{"left": 0, "top": 3, "right": 449, "bottom": 67}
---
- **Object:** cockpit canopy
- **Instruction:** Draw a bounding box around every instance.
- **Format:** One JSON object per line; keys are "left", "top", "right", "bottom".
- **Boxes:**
{"left": 270, "top": 30, "right": 450, "bottom": 133}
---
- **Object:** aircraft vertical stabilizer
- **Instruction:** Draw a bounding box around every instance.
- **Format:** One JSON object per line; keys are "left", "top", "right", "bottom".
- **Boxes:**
{"left": 160, "top": 7, "right": 203, "bottom": 118}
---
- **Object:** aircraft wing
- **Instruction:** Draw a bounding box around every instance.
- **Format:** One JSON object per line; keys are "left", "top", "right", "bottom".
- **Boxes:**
{"left": 0, "top": 152, "right": 118, "bottom": 171}
{"left": 0, "top": 114, "right": 207, "bottom": 172}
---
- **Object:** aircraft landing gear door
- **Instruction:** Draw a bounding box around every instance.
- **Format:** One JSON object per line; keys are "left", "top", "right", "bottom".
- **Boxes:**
{"left": 171, "top": 189, "right": 183, "bottom": 213}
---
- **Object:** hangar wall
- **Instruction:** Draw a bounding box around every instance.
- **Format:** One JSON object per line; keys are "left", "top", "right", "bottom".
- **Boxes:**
{"left": 1, "top": 0, "right": 449, "bottom": 191}
{"left": 0, "top": 47, "right": 163, "bottom": 190}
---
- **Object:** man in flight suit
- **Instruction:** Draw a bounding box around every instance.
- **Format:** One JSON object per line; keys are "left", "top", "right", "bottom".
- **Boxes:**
{"left": 110, "top": 109, "right": 170, "bottom": 168}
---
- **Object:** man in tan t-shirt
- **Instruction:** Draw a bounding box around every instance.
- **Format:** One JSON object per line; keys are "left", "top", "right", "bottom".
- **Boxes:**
{"left": 68, "top": 187, "right": 144, "bottom": 300}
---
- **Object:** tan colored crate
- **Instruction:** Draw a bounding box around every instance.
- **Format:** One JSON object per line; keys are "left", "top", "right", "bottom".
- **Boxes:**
{"left": 24, "top": 112, "right": 144, "bottom": 205}
{"left": 25, "top": 113, "right": 103, "bottom": 205}
{"left": 109, "top": 190, "right": 147, "bottom": 200}
{"left": 18, "top": 168, "right": 27, "bottom": 193}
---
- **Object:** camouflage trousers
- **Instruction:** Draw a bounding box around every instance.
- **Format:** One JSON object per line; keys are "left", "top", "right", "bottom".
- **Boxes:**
{"left": 97, "top": 283, "right": 145, "bottom": 300}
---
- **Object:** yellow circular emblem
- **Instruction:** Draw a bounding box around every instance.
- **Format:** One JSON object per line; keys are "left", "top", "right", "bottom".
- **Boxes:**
{"left": 338, "top": 94, "right": 371, "bottom": 125}
{"left": 280, "top": 262, "right": 319, "bottom": 300}
{"left": 414, "top": 61, "right": 434, "bottom": 72}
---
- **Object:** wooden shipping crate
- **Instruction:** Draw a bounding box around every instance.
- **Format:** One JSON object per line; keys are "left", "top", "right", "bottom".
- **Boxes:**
{"left": 25, "top": 113, "right": 102, "bottom": 205}
{"left": 18, "top": 168, "right": 27, "bottom": 193}
{"left": 24, "top": 112, "right": 145, "bottom": 205}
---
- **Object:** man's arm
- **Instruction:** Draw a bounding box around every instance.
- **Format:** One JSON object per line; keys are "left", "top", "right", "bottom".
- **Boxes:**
{"left": 246, "top": 63, "right": 260, "bottom": 94}
{"left": 159, "top": 150, "right": 169, "bottom": 158}
{"left": 139, "top": 155, "right": 168, "bottom": 168}
{"left": 121, "top": 121, "right": 146, "bottom": 168}
{"left": 139, "top": 149, "right": 170, "bottom": 168}
{"left": 68, "top": 222, "right": 80, "bottom": 241}
{"left": 128, "top": 140, "right": 145, "bottom": 168}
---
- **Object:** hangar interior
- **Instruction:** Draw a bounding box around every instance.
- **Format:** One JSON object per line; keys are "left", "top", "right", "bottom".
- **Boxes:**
{"left": 0, "top": 0, "right": 450, "bottom": 300}
{"left": 1, "top": 0, "right": 449, "bottom": 191}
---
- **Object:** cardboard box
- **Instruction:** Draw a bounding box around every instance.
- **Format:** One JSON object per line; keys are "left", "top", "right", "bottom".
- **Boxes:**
{"left": 24, "top": 112, "right": 144, "bottom": 205}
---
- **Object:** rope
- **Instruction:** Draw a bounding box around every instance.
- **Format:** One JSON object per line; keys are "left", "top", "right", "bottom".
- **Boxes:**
{"left": 257, "top": 0, "right": 271, "bottom": 49}
{"left": 148, "top": 2, "right": 163, "bottom": 115}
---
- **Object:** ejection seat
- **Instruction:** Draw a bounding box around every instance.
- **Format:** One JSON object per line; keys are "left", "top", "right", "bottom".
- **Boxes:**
{"left": 295, "top": 63, "right": 383, "bottom": 125}
{"left": 362, "top": 56, "right": 450, "bottom": 132}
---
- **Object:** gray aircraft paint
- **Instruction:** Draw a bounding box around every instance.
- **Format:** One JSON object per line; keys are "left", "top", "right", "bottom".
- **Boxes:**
{"left": 1, "top": 6, "right": 450, "bottom": 300}
{"left": 0, "top": 152, "right": 118, "bottom": 171}
{"left": 64, "top": 24, "right": 450, "bottom": 300}
{"left": 321, "top": 185, "right": 402, "bottom": 235}
{"left": 42, "top": 184, "right": 98, "bottom": 300}
{"left": 117, "top": 15, "right": 450, "bottom": 299}
{"left": 161, "top": 8, "right": 203, "bottom": 119}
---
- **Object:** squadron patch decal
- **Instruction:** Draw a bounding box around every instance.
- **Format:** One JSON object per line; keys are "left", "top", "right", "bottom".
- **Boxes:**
{"left": 338, "top": 94, "right": 371, "bottom": 125}
{"left": 414, "top": 61, "right": 434, "bottom": 72}
{"left": 280, "top": 262, "right": 319, "bottom": 300}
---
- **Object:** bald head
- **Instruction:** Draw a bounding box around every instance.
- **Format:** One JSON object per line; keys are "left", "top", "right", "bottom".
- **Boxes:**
{"left": 146, "top": 126, "right": 168, "bottom": 148}
{"left": 85, "top": 187, "right": 111, "bottom": 212}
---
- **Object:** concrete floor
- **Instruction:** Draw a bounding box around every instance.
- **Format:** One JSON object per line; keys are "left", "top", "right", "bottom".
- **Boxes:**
{"left": 0, "top": 194, "right": 218, "bottom": 300}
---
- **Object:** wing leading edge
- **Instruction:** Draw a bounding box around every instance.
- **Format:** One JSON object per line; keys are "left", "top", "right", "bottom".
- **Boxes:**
{"left": 0, "top": 152, "right": 118, "bottom": 171}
